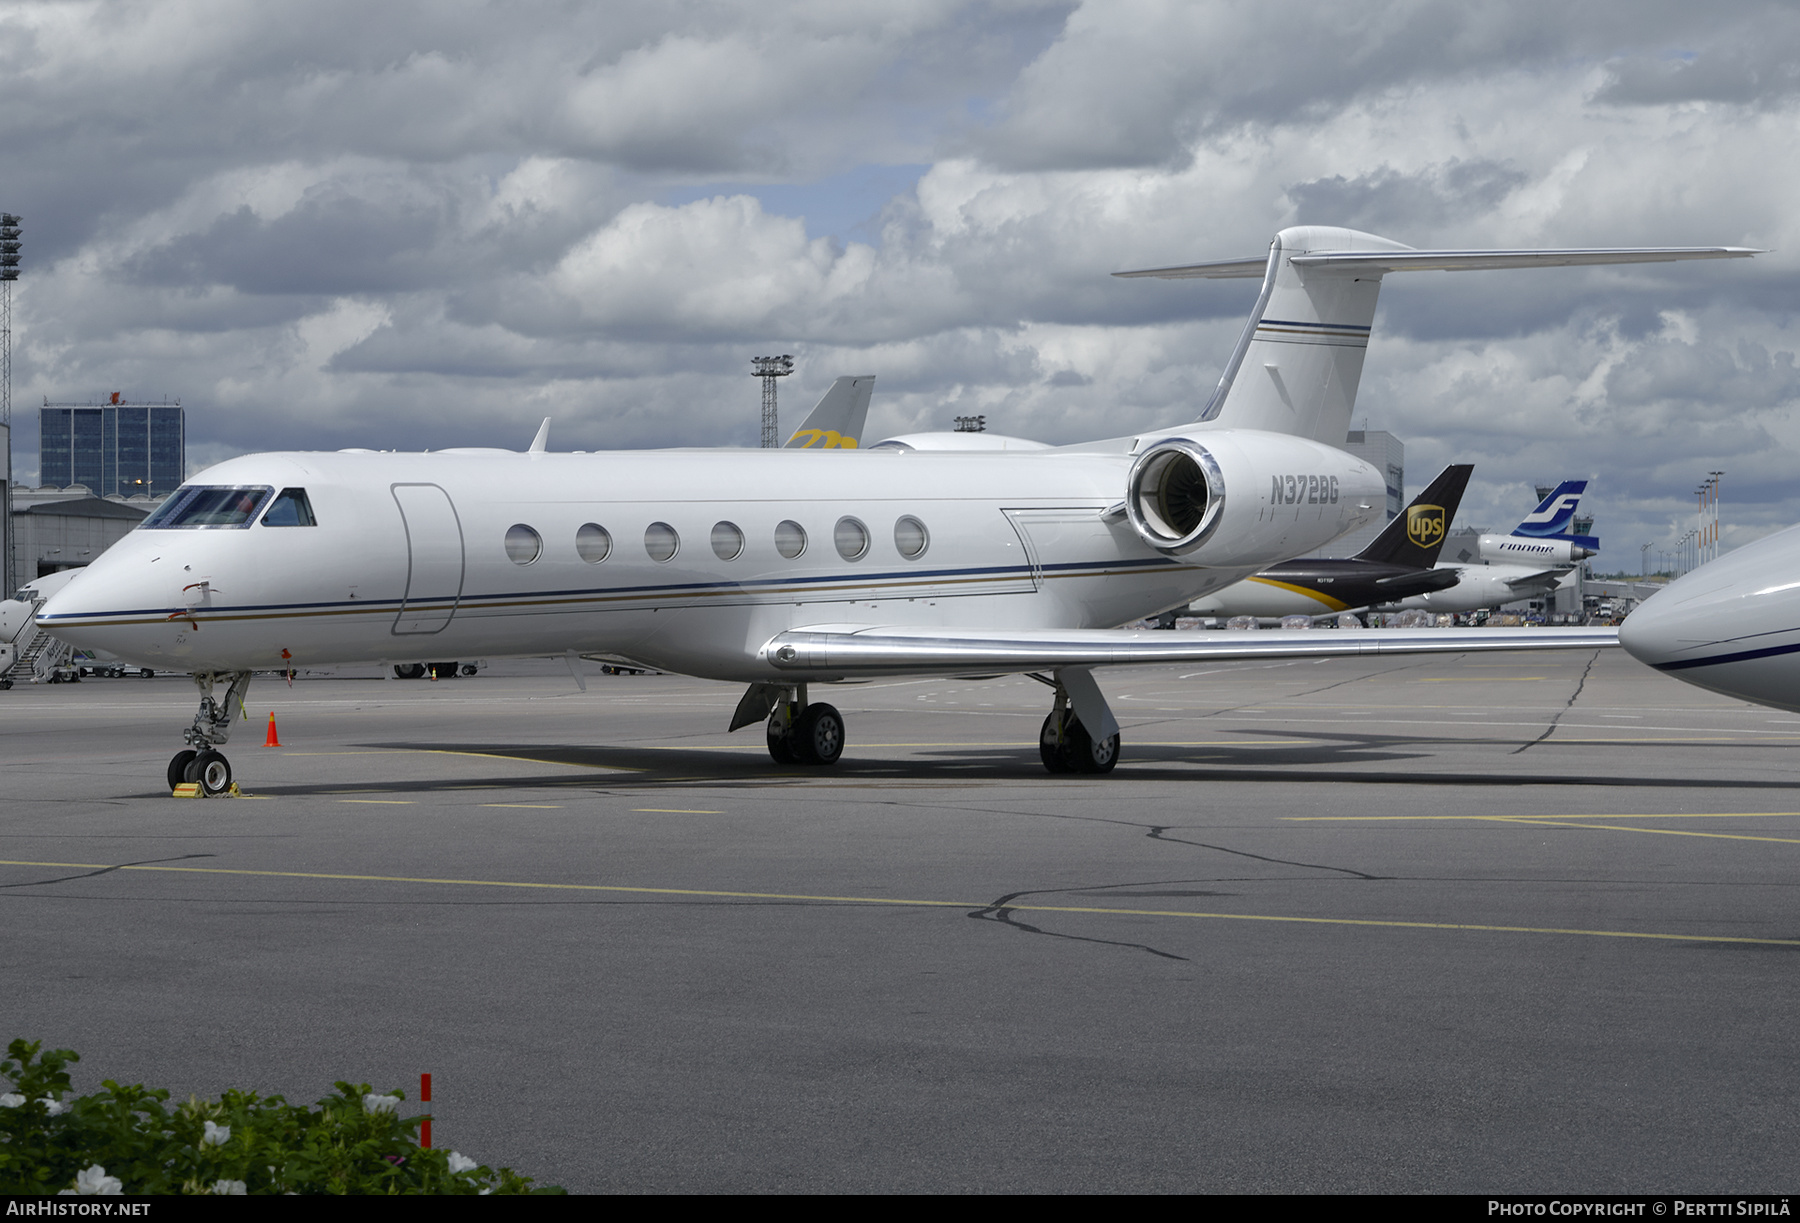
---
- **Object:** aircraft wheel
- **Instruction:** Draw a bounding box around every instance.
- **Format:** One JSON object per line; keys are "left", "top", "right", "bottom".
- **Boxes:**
{"left": 794, "top": 703, "right": 844, "bottom": 766}
{"left": 1038, "top": 712, "right": 1072, "bottom": 774}
{"left": 394, "top": 664, "right": 426, "bottom": 680}
{"left": 167, "top": 750, "right": 197, "bottom": 791}
{"left": 460, "top": 664, "right": 477, "bottom": 677}
{"left": 0, "top": 678, "right": 11, "bottom": 690}
{"left": 188, "top": 751, "right": 233, "bottom": 796}
{"left": 1065, "top": 718, "right": 1120, "bottom": 775}
{"left": 766, "top": 712, "right": 798, "bottom": 764}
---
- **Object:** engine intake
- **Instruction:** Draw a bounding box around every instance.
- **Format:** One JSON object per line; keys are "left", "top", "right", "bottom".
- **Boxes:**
{"left": 1126, "top": 440, "right": 1226, "bottom": 554}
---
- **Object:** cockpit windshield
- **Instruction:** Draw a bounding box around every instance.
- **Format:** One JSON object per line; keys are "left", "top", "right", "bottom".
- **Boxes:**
{"left": 260, "top": 488, "right": 317, "bottom": 527}
{"left": 140, "top": 485, "right": 274, "bottom": 529}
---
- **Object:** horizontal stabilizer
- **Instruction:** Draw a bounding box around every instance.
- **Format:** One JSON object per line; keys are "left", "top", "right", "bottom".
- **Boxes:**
{"left": 1115, "top": 247, "right": 1761, "bottom": 280}
{"left": 1288, "top": 247, "right": 1762, "bottom": 274}
{"left": 1113, "top": 256, "right": 1268, "bottom": 280}
{"left": 765, "top": 625, "right": 1616, "bottom": 677}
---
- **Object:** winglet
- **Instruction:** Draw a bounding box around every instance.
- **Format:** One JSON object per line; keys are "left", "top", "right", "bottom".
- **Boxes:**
{"left": 528, "top": 418, "right": 551, "bottom": 454}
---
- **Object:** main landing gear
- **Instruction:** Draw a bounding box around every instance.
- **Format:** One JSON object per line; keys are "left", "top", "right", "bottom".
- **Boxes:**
{"left": 729, "top": 682, "right": 845, "bottom": 766}
{"left": 766, "top": 687, "right": 845, "bottom": 767}
{"left": 1032, "top": 669, "right": 1120, "bottom": 775}
{"left": 167, "top": 671, "right": 252, "bottom": 795}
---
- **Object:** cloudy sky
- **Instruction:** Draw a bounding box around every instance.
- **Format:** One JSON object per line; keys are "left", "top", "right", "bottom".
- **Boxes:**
{"left": 4, "top": 0, "right": 1797, "bottom": 568}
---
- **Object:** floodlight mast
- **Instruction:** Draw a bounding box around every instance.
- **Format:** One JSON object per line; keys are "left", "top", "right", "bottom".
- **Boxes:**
{"left": 1, "top": 213, "right": 18, "bottom": 597}
{"left": 752, "top": 354, "right": 793, "bottom": 448}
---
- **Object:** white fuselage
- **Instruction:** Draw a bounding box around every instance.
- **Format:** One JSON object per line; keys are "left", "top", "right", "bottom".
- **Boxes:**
{"left": 41, "top": 432, "right": 1384, "bottom": 683}
{"left": 1619, "top": 523, "right": 1800, "bottom": 712}
{"left": 1386, "top": 563, "right": 1570, "bottom": 614}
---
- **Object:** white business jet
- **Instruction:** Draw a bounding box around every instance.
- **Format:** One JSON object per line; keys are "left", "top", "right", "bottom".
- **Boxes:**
{"left": 1618, "top": 524, "right": 1800, "bottom": 712}
{"left": 38, "top": 227, "right": 1753, "bottom": 793}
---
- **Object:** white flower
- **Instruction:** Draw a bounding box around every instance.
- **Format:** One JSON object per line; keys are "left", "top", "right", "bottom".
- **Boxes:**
{"left": 202, "top": 1120, "right": 231, "bottom": 1145}
{"left": 211, "top": 1180, "right": 246, "bottom": 1195}
{"left": 73, "top": 1165, "right": 123, "bottom": 1194}
{"left": 0, "top": 1093, "right": 23, "bottom": 1107}
{"left": 38, "top": 1096, "right": 68, "bottom": 1116}
{"left": 362, "top": 1092, "right": 400, "bottom": 1116}
{"left": 447, "top": 1152, "right": 477, "bottom": 1174}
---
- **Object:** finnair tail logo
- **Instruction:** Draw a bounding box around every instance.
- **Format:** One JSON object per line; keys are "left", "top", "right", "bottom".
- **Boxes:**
{"left": 1513, "top": 481, "right": 1587, "bottom": 538}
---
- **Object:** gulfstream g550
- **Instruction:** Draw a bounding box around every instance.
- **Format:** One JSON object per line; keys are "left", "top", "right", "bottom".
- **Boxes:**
{"left": 38, "top": 227, "right": 1754, "bottom": 793}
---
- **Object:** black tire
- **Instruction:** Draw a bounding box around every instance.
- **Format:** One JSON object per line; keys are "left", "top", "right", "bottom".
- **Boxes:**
{"left": 1065, "top": 718, "right": 1121, "bottom": 775}
{"left": 429, "top": 662, "right": 457, "bottom": 679}
{"left": 189, "top": 751, "right": 233, "bottom": 796}
{"left": 795, "top": 703, "right": 845, "bottom": 766}
{"left": 460, "top": 664, "right": 477, "bottom": 676}
{"left": 766, "top": 711, "right": 798, "bottom": 764}
{"left": 394, "top": 663, "right": 426, "bottom": 680}
{"left": 1039, "top": 712, "right": 1072, "bottom": 773}
{"left": 167, "top": 750, "right": 197, "bottom": 791}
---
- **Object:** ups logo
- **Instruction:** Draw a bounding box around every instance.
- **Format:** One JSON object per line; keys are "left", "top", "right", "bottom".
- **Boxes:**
{"left": 1406, "top": 504, "right": 1445, "bottom": 548}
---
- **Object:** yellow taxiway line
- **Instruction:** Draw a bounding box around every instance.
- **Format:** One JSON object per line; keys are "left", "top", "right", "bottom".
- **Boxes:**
{"left": 1, "top": 858, "right": 1794, "bottom": 947}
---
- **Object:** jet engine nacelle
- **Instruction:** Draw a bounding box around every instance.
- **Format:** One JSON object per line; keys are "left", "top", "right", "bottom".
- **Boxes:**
{"left": 1479, "top": 533, "right": 1595, "bottom": 565}
{"left": 1124, "top": 430, "right": 1384, "bottom": 566}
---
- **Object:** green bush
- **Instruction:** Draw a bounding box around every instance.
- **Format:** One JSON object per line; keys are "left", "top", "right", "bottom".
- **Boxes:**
{"left": 0, "top": 1040, "right": 564, "bottom": 1195}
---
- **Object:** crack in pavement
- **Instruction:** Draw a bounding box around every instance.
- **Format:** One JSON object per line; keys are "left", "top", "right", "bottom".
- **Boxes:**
{"left": 0, "top": 852, "right": 217, "bottom": 889}
{"left": 1512, "top": 650, "right": 1600, "bottom": 756}
{"left": 1145, "top": 826, "right": 1386, "bottom": 879}
{"left": 968, "top": 885, "right": 1190, "bottom": 961}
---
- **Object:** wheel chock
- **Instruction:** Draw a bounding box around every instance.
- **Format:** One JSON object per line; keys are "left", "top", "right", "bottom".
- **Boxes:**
{"left": 172, "top": 782, "right": 202, "bottom": 798}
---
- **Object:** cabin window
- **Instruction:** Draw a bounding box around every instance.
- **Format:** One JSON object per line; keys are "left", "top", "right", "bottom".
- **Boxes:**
{"left": 711, "top": 521, "right": 744, "bottom": 561}
{"left": 260, "top": 488, "right": 317, "bottom": 527}
{"left": 505, "top": 524, "right": 542, "bottom": 565}
{"left": 576, "top": 523, "right": 612, "bottom": 563}
{"left": 834, "top": 516, "right": 870, "bottom": 561}
{"left": 645, "top": 522, "right": 680, "bottom": 562}
{"left": 894, "top": 516, "right": 929, "bottom": 560}
{"left": 774, "top": 520, "right": 807, "bottom": 560}
{"left": 141, "top": 485, "right": 273, "bottom": 529}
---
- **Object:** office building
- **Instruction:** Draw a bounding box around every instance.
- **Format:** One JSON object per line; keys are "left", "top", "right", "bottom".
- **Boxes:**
{"left": 40, "top": 398, "right": 184, "bottom": 500}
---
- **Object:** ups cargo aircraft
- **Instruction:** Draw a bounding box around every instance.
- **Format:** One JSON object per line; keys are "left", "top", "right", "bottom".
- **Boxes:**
{"left": 1619, "top": 522, "right": 1800, "bottom": 713}
{"left": 1389, "top": 480, "right": 1598, "bottom": 615}
{"left": 1186, "top": 463, "right": 1473, "bottom": 619}
{"left": 38, "top": 226, "right": 1753, "bottom": 794}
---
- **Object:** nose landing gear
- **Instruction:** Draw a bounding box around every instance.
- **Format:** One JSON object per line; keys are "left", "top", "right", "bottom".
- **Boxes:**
{"left": 167, "top": 671, "right": 252, "bottom": 795}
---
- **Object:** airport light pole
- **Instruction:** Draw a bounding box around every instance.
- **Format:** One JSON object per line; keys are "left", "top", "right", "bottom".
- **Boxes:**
{"left": 1, "top": 213, "right": 18, "bottom": 598}
{"left": 752, "top": 354, "right": 793, "bottom": 449}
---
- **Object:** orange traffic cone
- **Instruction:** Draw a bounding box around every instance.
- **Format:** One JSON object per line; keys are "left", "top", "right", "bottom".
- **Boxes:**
{"left": 264, "top": 712, "right": 281, "bottom": 747}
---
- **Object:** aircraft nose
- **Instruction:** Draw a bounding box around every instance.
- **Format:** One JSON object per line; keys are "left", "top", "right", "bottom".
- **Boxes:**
{"left": 1617, "top": 592, "right": 1689, "bottom": 667}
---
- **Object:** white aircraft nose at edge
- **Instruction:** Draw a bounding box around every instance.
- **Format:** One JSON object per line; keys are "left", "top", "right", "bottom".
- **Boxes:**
{"left": 37, "top": 225, "right": 1756, "bottom": 792}
{"left": 1619, "top": 522, "right": 1800, "bottom": 713}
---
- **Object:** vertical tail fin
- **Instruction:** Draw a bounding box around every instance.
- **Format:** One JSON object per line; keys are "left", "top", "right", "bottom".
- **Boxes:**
{"left": 1512, "top": 480, "right": 1587, "bottom": 537}
{"left": 1114, "top": 231, "right": 1755, "bottom": 447}
{"left": 1354, "top": 464, "right": 1474, "bottom": 567}
{"left": 785, "top": 376, "right": 875, "bottom": 449}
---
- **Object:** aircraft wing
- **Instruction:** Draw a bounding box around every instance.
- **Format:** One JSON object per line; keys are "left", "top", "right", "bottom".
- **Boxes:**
{"left": 764, "top": 625, "right": 1616, "bottom": 676}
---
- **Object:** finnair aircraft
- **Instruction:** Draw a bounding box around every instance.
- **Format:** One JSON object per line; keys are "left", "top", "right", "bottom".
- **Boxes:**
{"left": 1388, "top": 481, "right": 1599, "bottom": 615}
{"left": 38, "top": 226, "right": 1752, "bottom": 793}
{"left": 1619, "top": 525, "right": 1800, "bottom": 712}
